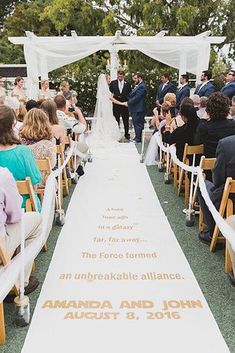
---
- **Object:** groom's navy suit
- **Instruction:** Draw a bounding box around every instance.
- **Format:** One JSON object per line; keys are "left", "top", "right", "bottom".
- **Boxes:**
{"left": 128, "top": 81, "right": 147, "bottom": 142}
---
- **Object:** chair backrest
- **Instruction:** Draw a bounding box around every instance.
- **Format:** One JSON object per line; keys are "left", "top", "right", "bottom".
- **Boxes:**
{"left": 210, "top": 177, "right": 235, "bottom": 252}
{"left": 36, "top": 157, "right": 52, "bottom": 181}
{"left": 183, "top": 143, "right": 204, "bottom": 164}
{"left": 16, "top": 177, "right": 38, "bottom": 212}
{"left": 199, "top": 156, "right": 216, "bottom": 171}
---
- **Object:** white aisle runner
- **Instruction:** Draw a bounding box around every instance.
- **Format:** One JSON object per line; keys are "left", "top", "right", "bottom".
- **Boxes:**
{"left": 22, "top": 144, "right": 229, "bottom": 353}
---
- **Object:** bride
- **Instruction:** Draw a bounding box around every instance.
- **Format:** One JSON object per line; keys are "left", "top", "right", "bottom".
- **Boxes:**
{"left": 89, "top": 73, "right": 121, "bottom": 149}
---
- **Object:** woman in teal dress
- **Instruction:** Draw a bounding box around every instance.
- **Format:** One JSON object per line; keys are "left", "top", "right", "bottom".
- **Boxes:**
{"left": 0, "top": 105, "right": 42, "bottom": 211}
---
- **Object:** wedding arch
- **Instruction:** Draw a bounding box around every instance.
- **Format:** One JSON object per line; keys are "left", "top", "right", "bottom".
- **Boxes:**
{"left": 9, "top": 30, "right": 225, "bottom": 99}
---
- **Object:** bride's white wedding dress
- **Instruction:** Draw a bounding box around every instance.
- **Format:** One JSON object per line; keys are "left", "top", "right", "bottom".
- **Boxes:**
{"left": 88, "top": 74, "right": 120, "bottom": 154}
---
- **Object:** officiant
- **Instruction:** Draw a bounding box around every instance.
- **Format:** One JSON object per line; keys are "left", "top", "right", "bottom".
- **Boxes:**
{"left": 109, "top": 70, "right": 132, "bottom": 141}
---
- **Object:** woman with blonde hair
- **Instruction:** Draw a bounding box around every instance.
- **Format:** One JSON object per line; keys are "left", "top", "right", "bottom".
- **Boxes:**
{"left": 38, "top": 79, "right": 52, "bottom": 100}
{"left": 20, "top": 108, "right": 56, "bottom": 183}
{"left": 59, "top": 80, "right": 71, "bottom": 99}
{"left": 164, "top": 92, "right": 176, "bottom": 118}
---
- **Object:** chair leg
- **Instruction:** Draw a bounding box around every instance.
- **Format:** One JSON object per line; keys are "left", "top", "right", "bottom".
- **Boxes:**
{"left": 225, "top": 240, "right": 232, "bottom": 273}
{"left": 199, "top": 209, "right": 203, "bottom": 231}
{"left": 210, "top": 226, "right": 220, "bottom": 252}
{"left": 177, "top": 168, "right": 184, "bottom": 195}
{"left": 185, "top": 171, "right": 190, "bottom": 206}
{"left": 31, "top": 261, "right": 36, "bottom": 272}
{"left": 42, "top": 242, "right": 48, "bottom": 252}
{"left": 63, "top": 169, "right": 69, "bottom": 196}
{"left": 210, "top": 226, "right": 225, "bottom": 252}
{"left": 173, "top": 163, "right": 178, "bottom": 189}
{"left": 0, "top": 303, "right": 6, "bottom": 344}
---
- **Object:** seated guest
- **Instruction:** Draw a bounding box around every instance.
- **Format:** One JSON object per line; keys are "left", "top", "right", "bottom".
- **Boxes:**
{"left": 176, "top": 74, "right": 190, "bottom": 111}
{"left": 180, "top": 97, "right": 194, "bottom": 107}
{"left": 0, "top": 167, "right": 41, "bottom": 295}
{"left": 54, "top": 94, "right": 87, "bottom": 135}
{"left": 195, "top": 92, "right": 235, "bottom": 158}
{"left": 221, "top": 70, "right": 235, "bottom": 101}
{"left": 18, "top": 102, "right": 27, "bottom": 123}
{"left": 11, "top": 76, "right": 27, "bottom": 102}
{"left": 162, "top": 103, "right": 199, "bottom": 161}
{"left": 19, "top": 108, "right": 56, "bottom": 184}
{"left": 0, "top": 105, "right": 42, "bottom": 211}
{"left": 40, "top": 99, "right": 66, "bottom": 149}
{"left": 54, "top": 95, "right": 88, "bottom": 169}
{"left": 194, "top": 70, "right": 215, "bottom": 97}
{"left": 38, "top": 79, "right": 52, "bottom": 100}
{"left": 58, "top": 81, "right": 71, "bottom": 99}
{"left": 145, "top": 103, "right": 172, "bottom": 166}
{"left": 151, "top": 103, "right": 172, "bottom": 134}
{"left": 197, "top": 96, "right": 208, "bottom": 119}
{"left": 230, "top": 106, "right": 235, "bottom": 119}
{"left": 191, "top": 94, "right": 200, "bottom": 110}
{"left": 26, "top": 99, "right": 39, "bottom": 112}
{"left": 164, "top": 92, "right": 176, "bottom": 118}
{"left": 198, "top": 135, "right": 235, "bottom": 248}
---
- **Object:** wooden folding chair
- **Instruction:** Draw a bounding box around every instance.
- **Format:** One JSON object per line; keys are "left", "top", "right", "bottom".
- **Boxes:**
{"left": 177, "top": 144, "right": 204, "bottom": 205}
{"left": 16, "top": 177, "right": 39, "bottom": 261}
{"left": 56, "top": 144, "right": 69, "bottom": 197}
{"left": 210, "top": 177, "right": 235, "bottom": 252}
{"left": 196, "top": 156, "right": 216, "bottom": 231}
{"left": 16, "top": 177, "right": 38, "bottom": 212}
{"left": 36, "top": 157, "right": 52, "bottom": 202}
{"left": 0, "top": 237, "right": 19, "bottom": 344}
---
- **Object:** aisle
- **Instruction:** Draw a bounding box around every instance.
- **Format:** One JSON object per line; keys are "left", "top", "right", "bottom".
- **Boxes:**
{"left": 22, "top": 143, "right": 229, "bottom": 353}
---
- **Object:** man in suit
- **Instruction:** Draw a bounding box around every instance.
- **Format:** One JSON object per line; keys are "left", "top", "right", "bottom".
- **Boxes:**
{"left": 123, "top": 72, "right": 147, "bottom": 143}
{"left": 194, "top": 70, "right": 215, "bottom": 97}
{"left": 156, "top": 72, "right": 174, "bottom": 107}
{"left": 221, "top": 70, "right": 235, "bottom": 101}
{"left": 109, "top": 70, "right": 132, "bottom": 140}
{"left": 198, "top": 135, "right": 235, "bottom": 246}
{"left": 175, "top": 74, "right": 190, "bottom": 111}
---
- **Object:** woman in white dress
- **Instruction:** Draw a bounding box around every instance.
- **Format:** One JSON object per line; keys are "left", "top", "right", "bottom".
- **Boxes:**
{"left": 11, "top": 76, "right": 27, "bottom": 102}
{"left": 89, "top": 74, "right": 120, "bottom": 150}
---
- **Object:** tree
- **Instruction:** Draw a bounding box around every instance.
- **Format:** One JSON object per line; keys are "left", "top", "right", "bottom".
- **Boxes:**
{"left": 0, "top": 0, "right": 28, "bottom": 30}
{"left": 0, "top": 0, "right": 233, "bottom": 113}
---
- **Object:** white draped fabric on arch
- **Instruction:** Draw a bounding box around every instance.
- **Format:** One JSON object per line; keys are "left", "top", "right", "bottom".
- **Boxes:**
{"left": 9, "top": 31, "right": 225, "bottom": 99}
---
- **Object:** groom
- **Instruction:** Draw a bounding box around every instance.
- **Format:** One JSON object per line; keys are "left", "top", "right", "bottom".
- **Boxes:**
{"left": 123, "top": 72, "right": 147, "bottom": 143}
